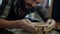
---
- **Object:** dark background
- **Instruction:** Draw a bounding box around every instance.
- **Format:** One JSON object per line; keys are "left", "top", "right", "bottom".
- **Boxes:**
{"left": 52, "top": 0, "right": 60, "bottom": 22}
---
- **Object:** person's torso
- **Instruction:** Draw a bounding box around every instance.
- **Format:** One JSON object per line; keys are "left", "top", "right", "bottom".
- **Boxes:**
{"left": 0, "top": 0, "right": 35, "bottom": 20}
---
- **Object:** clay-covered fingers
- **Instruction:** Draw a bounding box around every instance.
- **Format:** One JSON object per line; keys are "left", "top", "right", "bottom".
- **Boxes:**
{"left": 21, "top": 19, "right": 38, "bottom": 32}
{"left": 22, "top": 19, "right": 35, "bottom": 28}
{"left": 44, "top": 19, "right": 56, "bottom": 32}
{"left": 21, "top": 19, "right": 42, "bottom": 32}
{"left": 46, "top": 19, "right": 56, "bottom": 27}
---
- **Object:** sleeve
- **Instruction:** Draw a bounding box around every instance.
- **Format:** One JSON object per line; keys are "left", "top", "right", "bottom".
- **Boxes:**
{"left": 0, "top": 13, "right": 7, "bottom": 19}
{"left": 0, "top": 0, "right": 11, "bottom": 19}
{"left": 0, "top": 0, "right": 7, "bottom": 19}
{"left": 0, "top": 7, "right": 8, "bottom": 19}
{"left": 36, "top": 5, "right": 51, "bottom": 22}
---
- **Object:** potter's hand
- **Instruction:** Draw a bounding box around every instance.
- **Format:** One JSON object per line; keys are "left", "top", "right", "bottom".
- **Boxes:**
{"left": 19, "top": 19, "right": 38, "bottom": 32}
{"left": 44, "top": 19, "right": 56, "bottom": 32}
{"left": 46, "top": 19, "right": 56, "bottom": 27}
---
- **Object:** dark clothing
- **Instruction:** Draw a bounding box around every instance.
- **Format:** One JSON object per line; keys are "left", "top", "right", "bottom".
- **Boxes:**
{"left": 0, "top": 0, "right": 51, "bottom": 21}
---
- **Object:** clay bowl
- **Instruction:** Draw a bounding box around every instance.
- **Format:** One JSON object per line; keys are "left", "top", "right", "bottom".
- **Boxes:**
{"left": 24, "top": 23, "right": 46, "bottom": 32}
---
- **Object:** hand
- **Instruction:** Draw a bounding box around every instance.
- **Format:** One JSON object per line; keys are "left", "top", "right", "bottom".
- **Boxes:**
{"left": 44, "top": 19, "right": 56, "bottom": 32}
{"left": 46, "top": 19, "right": 56, "bottom": 27}
{"left": 19, "top": 19, "right": 38, "bottom": 32}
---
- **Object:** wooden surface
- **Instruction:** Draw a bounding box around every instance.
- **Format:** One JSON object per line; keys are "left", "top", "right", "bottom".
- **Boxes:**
{"left": 55, "top": 22, "right": 60, "bottom": 30}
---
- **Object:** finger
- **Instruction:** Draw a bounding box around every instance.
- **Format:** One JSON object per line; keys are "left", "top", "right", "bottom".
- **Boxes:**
{"left": 46, "top": 19, "right": 51, "bottom": 24}
{"left": 46, "top": 19, "right": 56, "bottom": 30}
{"left": 22, "top": 19, "right": 35, "bottom": 28}
{"left": 46, "top": 19, "right": 56, "bottom": 25}
{"left": 22, "top": 19, "right": 32, "bottom": 24}
{"left": 24, "top": 19, "right": 32, "bottom": 23}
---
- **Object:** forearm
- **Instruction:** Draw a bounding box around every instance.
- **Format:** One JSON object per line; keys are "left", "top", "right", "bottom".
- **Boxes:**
{"left": 0, "top": 19, "right": 20, "bottom": 28}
